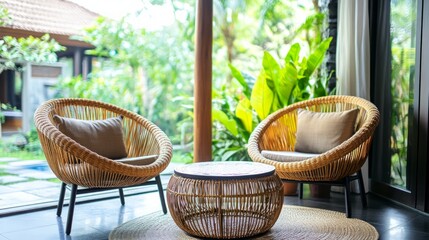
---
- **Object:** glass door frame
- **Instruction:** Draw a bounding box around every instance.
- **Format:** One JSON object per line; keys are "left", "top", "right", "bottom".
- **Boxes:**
{"left": 417, "top": 0, "right": 429, "bottom": 212}
{"left": 369, "top": 0, "right": 429, "bottom": 213}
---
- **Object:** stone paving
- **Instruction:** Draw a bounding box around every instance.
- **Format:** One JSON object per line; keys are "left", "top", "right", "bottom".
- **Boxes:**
{"left": 0, "top": 175, "right": 28, "bottom": 184}
{"left": 0, "top": 157, "right": 60, "bottom": 209}
{"left": 0, "top": 157, "right": 179, "bottom": 211}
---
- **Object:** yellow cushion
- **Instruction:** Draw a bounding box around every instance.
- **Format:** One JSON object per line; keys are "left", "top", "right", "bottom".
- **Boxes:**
{"left": 295, "top": 108, "right": 359, "bottom": 153}
{"left": 53, "top": 115, "right": 127, "bottom": 159}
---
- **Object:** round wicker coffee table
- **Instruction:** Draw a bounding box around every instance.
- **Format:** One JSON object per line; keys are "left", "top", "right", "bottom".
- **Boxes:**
{"left": 167, "top": 161, "right": 283, "bottom": 239}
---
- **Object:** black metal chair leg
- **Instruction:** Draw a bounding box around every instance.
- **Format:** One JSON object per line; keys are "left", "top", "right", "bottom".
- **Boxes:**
{"left": 357, "top": 170, "right": 368, "bottom": 208}
{"left": 57, "top": 182, "right": 67, "bottom": 216}
{"left": 66, "top": 184, "right": 78, "bottom": 235}
{"left": 344, "top": 177, "right": 352, "bottom": 218}
{"left": 155, "top": 175, "right": 167, "bottom": 214}
{"left": 119, "top": 188, "right": 125, "bottom": 205}
{"left": 299, "top": 183, "right": 304, "bottom": 199}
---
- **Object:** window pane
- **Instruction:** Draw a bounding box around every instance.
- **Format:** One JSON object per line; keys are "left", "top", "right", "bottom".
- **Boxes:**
{"left": 390, "top": 0, "right": 417, "bottom": 188}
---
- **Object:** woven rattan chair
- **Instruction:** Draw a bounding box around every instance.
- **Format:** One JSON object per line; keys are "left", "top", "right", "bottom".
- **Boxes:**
{"left": 34, "top": 98, "right": 173, "bottom": 235}
{"left": 248, "top": 95, "right": 379, "bottom": 217}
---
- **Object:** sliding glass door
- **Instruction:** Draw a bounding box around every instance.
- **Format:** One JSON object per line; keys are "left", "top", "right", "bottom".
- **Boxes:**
{"left": 388, "top": 0, "right": 417, "bottom": 190}
{"left": 370, "top": 0, "right": 429, "bottom": 212}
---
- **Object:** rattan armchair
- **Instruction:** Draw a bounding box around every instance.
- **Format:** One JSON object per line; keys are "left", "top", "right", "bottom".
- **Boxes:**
{"left": 248, "top": 95, "right": 379, "bottom": 217}
{"left": 34, "top": 98, "right": 173, "bottom": 235}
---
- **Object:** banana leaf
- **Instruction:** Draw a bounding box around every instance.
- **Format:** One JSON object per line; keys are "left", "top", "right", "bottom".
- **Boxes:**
{"left": 212, "top": 109, "right": 238, "bottom": 136}
{"left": 235, "top": 98, "right": 253, "bottom": 133}
{"left": 304, "top": 37, "right": 332, "bottom": 77}
{"left": 251, "top": 70, "right": 274, "bottom": 120}
{"left": 229, "top": 64, "right": 252, "bottom": 99}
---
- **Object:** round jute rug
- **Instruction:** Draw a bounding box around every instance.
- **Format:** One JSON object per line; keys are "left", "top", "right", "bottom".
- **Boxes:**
{"left": 109, "top": 205, "right": 378, "bottom": 240}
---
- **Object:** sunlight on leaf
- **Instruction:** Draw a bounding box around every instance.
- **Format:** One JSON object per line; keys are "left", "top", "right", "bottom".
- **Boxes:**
{"left": 251, "top": 71, "right": 274, "bottom": 120}
{"left": 229, "top": 63, "right": 251, "bottom": 99}
{"left": 305, "top": 37, "right": 332, "bottom": 77}
{"left": 212, "top": 109, "right": 238, "bottom": 136}
{"left": 278, "top": 63, "right": 297, "bottom": 106}
{"left": 235, "top": 98, "right": 253, "bottom": 133}
{"left": 284, "top": 43, "right": 300, "bottom": 65}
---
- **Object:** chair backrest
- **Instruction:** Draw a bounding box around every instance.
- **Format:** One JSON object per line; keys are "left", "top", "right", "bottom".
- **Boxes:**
{"left": 248, "top": 95, "right": 380, "bottom": 181}
{"left": 257, "top": 95, "right": 379, "bottom": 152}
{"left": 34, "top": 98, "right": 172, "bottom": 187}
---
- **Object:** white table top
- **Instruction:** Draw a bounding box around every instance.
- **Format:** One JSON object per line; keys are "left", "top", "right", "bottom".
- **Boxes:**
{"left": 173, "top": 161, "right": 275, "bottom": 180}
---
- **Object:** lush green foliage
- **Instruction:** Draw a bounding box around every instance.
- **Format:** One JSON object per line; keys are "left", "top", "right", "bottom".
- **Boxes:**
{"left": 0, "top": 130, "right": 44, "bottom": 159}
{"left": 212, "top": 37, "right": 332, "bottom": 161}
{"left": 0, "top": 6, "right": 11, "bottom": 26}
{"left": 250, "top": 37, "right": 332, "bottom": 120}
{"left": 0, "top": 103, "right": 9, "bottom": 123}
{"left": 0, "top": 6, "right": 65, "bottom": 72}
{"left": 0, "top": 34, "right": 64, "bottom": 72}
{"left": 53, "top": 1, "right": 328, "bottom": 162}
{"left": 0, "top": 6, "right": 63, "bottom": 162}
{"left": 209, "top": 1, "right": 330, "bottom": 161}
{"left": 389, "top": 0, "right": 417, "bottom": 187}
{"left": 56, "top": 13, "right": 195, "bottom": 141}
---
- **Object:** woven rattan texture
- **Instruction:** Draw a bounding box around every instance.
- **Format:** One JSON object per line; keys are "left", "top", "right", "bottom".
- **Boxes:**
{"left": 248, "top": 95, "right": 380, "bottom": 181}
{"left": 34, "top": 98, "right": 173, "bottom": 188}
{"left": 167, "top": 174, "right": 284, "bottom": 239}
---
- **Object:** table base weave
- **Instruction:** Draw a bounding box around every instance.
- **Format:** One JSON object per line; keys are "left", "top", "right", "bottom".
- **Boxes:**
{"left": 167, "top": 174, "right": 283, "bottom": 239}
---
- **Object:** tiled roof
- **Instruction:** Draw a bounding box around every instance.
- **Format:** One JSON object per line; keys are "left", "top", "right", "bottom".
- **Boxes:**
{"left": 0, "top": 0, "right": 99, "bottom": 36}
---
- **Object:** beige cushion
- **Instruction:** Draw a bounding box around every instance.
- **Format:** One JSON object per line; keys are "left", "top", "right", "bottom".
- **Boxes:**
{"left": 116, "top": 155, "right": 158, "bottom": 166}
{"left": 295, "top": 108, "right": 359, "bottom": 153}
{"left": 53, "top": 115, "right": 127, "bottom": 159}
{"left": 261, "top": 150, "right": 319, "bottom": 162}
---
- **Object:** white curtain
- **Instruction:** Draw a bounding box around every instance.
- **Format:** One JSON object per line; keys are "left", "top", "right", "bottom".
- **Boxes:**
{"left": 336, "top": 0, "right": 370, "bottom": 192}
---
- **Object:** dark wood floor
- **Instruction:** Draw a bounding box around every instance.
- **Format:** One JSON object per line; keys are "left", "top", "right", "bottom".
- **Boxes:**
{"left": 0, "top": 186, "right": 428, "bottom": 239}
{"left": 286, "top": 189, "right": 429, "bottom": 240}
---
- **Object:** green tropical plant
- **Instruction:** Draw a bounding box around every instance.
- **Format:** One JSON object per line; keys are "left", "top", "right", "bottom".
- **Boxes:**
{"left": 56, "top": 3, "right": 197, "bottom": 140}
{"left": 0, "top": 34, "right": 64, "bottom": 72}
{"left": 52, "top": 1, "right": 325, "bottom": 162}
{"left": 0, "top": 5, "right": 11, "bottom": 26}
{"left": 212, "top": 37, "right": 332, "bottom": 161}
{"left": 388, "top": 0, "right": 417, "bottom": 187}
{"left": 56, "top": 75, "right": 143, "bottom": 114}
{"left": 390, "top": 47, "right": 414, "bottom": 187}
{"left": 212, "top": 87, "right": 253, "bottom": 162}
{"left": 0, "top": 103, "right": 8, "bottom": 124}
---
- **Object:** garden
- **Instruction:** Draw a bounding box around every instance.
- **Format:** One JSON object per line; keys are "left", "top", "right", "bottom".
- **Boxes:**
{"left": 0, "top": 0, "right": 416, "bottom": 190}
{"left": 1, "top": 0, "right": 330, "bottom": 165}
{"left": 0, "top": 0, "right": 416, "bottom": 212}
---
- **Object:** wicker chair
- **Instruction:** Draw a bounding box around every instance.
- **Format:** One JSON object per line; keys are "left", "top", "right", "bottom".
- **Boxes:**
{"left": 34, "top": 98, "right": 173, "bottom": 235}
{"left": 248, "top": 95, "right": 379, "bottom": 217}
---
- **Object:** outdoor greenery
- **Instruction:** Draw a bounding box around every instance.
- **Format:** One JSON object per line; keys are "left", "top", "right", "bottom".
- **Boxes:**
{"left": 0, "top": 103, "right": 9, "bottom": 124}
{"left": 1, "top": 1, "right": 330, "bottom": 164}
{"left": 0, "top": 6, "right": 64, "bottom": 72}
{"left": 0, "top": 129, "right": 44, "bottom": 159}
{"left": 0, "top": 34, "right": 65, "bottom": 72}
{"left": 0, "top": 4, "right": 11, "bottom": 26}
{"left": 53, "top": 0, "right": 327, "bottom": 162}
{"left": 389, "top": 0, "right": 417, "bottom": 187}
{"left": 212, "top": 38, "right": 332, "bottom": 161}
{"left": 210, "top": 1, "right": 331, "bottom": 161}
{"left": 56, "top": 9, "right": 195, "bottom": 145}
{"left": 0, "top": 5, "right": 63, "bottom": 162}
